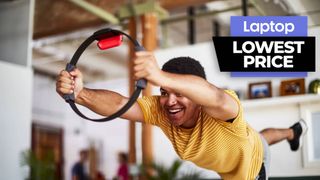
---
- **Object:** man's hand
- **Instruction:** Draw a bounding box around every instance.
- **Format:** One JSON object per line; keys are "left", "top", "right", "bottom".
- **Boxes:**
{"left": 133, "top": 51, "right": 165, "bottom": 87}
{"left": 56, "top": 68, "right": 84, "bottom": 99}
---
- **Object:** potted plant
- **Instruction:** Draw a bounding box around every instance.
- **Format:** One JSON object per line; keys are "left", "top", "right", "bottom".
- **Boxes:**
{"left": 20, "top": 149, "right": 56, "bottom": 180}
{"left": 141, "top": 159, "right": 201, "bottom": 180}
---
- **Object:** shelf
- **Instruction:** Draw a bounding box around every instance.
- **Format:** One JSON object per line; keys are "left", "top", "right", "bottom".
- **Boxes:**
{"left": 242, "top": 94, "right": 320, "bottom": 109}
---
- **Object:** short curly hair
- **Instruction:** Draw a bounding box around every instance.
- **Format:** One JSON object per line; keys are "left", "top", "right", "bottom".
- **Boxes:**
{"left": 161, "top": 57, "right": 206, "bottom": 80}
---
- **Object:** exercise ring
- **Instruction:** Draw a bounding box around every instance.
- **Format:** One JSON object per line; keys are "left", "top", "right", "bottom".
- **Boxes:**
{"left": 63, "top": 28, "right": 146, "bottom": 122}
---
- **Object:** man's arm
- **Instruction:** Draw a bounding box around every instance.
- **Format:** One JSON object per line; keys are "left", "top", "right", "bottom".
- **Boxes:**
{"left": 160, "top": 73, "right": 239, "bottom": 121}
{"left": 76, "top": 88, "right": 144, "bottom": 122}
{"left": 56, "top": 69, "right": 144, "bottom": 122}
{"left": 133, "top": 51, "right": 239, "bottom": 121}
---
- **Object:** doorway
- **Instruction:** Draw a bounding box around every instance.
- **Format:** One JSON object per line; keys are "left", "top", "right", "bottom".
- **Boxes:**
{"left": 32, "top": 123, "right": 64, "bottom": 179}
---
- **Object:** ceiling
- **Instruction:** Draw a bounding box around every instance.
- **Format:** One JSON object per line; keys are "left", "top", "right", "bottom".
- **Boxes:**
{"left": 33, "top": 0, "right": 215, "bottom": 39}
{"left": 31, "top": 0, "right": 320, "bottom": 83}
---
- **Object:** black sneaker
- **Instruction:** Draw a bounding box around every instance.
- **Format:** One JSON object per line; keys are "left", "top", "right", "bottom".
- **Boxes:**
{"left": 288, "top": 119, "right": 308, "bottom": 151}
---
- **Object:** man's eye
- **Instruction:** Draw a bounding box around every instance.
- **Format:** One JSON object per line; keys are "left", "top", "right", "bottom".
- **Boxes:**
{"left": 161, "top": 92, "right": 168, "bottom": 96}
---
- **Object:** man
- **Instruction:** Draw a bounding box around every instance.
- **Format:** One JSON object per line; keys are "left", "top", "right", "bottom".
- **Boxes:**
{"left": 71, "top": 149, "right": 90, "bottom": 180}
{"left": 57, "top": 52, "right": 307, "bottom": 179}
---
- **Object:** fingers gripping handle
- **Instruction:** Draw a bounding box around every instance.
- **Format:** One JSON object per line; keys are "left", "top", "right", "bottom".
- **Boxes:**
{"left": 65, "top": 63, "right": 76, "bottom": 72}
{"left": 136, "top": 78, "right": 147, "bottom": 89}
{"left": 134, "top": 46, "right": 147, "bottom": 89}
{"left": 135, "top": 45, "right": 145, "bottom": 52}
{"left": 63, "top": 63, "right": 76, "bottom": 102}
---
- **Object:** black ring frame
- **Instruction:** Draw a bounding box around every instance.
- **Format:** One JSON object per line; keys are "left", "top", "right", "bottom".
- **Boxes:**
{"left": 63, "top": 28, "right": 147, "bottom": 122}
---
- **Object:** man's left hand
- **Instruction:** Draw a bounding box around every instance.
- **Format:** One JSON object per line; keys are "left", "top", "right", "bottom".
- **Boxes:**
{"left": 133, "top": 51, "right": 165, "bottom": 87}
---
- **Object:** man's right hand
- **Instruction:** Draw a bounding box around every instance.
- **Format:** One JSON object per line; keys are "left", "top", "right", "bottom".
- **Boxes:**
{"left": 56, "top": 68, "right": 84, "bottom": 99}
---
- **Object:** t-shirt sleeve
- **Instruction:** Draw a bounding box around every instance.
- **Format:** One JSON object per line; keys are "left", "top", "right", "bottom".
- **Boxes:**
{"left": 137, "top": 96, "right": 164, "bottom": 126}
{"left": 218, "top": 90, "right": 247, "bottom": 133}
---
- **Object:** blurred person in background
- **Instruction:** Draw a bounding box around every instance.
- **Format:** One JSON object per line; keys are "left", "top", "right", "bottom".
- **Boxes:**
{"left": 115, "top": 152, "right": 129, "bottom": 180}
{"left": 72, "top": 149, "right": 90, "bottom": 180}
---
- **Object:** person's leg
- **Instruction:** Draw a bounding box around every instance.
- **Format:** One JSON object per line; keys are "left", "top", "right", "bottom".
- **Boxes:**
{"left": 260, "top": 119, "right": 308, "bottom": 151}
{"left": 256, "top": 135, "right": 271, "bottom": 180}
{"left": 259, "top": 128, "right": 293, "bottom": 145}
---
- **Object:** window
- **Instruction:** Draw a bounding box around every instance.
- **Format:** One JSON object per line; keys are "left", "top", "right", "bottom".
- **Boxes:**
{"left": 311, "top": 112, "right": 320, "bottom": 160}
{"left": 300, "top": 102, "right": 320, "bottom": 168}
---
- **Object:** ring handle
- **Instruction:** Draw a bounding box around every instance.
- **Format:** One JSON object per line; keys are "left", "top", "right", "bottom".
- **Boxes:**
{"left": 63, "top": 63, "right": 76, "bottom": 102}
{"left": 134, "top": 46, "right": 147, "bottom": 89}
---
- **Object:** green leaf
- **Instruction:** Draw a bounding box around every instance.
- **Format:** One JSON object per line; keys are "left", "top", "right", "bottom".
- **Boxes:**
{"left": 140, "top": 159, "right": 201, "bottom": 180}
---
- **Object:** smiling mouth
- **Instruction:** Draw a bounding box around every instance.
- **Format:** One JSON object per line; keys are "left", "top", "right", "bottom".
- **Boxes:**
{"left": 167, "top": 108, "right": 183, "bottom": 115}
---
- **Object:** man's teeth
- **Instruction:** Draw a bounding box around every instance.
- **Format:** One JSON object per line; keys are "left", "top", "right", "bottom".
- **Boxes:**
{"left": 168, "top": 108, "right": 182, "bottom": 114}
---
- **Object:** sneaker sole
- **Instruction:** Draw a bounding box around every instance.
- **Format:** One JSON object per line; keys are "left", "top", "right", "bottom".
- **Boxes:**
{"left": 298, "top": 119, "right": 308, "bottom": 150}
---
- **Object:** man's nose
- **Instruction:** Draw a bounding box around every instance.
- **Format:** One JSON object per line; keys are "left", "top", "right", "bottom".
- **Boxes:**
{"left": 167, "top": 94, "right": 177, "bottom": 106}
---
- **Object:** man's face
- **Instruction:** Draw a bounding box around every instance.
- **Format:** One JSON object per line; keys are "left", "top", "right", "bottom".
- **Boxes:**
{"left": 159, "top": 88, "right": 200, "bottom": 128}
{"left": 80, "top": 151, "right": 88, "bottom": 162}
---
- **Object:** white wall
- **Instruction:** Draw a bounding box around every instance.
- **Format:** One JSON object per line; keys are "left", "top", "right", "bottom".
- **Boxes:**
{"left": 0, "top": 61, "right": 33, "bottom": 180}
{"left": 0, "top": 0, "right": 34, "bottom": 179}
{"left": 0, "top": 0, "right": 33, "bottom": 67}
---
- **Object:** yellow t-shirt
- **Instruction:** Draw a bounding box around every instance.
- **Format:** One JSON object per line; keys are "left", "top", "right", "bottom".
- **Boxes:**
{"left": 137, "top": 90, "right": 263, "bottom": 180}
